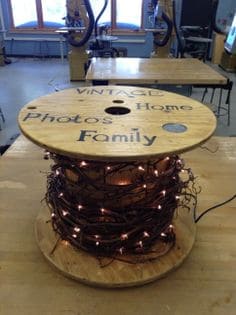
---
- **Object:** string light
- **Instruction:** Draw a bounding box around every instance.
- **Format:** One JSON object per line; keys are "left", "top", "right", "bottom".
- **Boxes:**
{"left": 55, "top": 169, "right": 60, "bottom": 176}
{"left": 119, "top": 247, "right": 124, "bottom": 255}
{"left": 80, "top": 161, "right": 87, "bottom": 167}
{"left": 143, "top": 231, "right": 150, "bottom": 237}
{"left": 138, "top": 165, "right": 145, "bottom": 171}
{"left": 138, "top": 240, "right": 143, "bottom": 248}
{"left": 45, "top": 153, "right": 198, "bottom": 262}
{"left": 121, "top": 233, "right": 128, "bottom": 240}
{"left": 62, "top": 210, "right": 68, "bottom": 216}
{"left": 100, "top": 208, "right": 106, "bottom": 214}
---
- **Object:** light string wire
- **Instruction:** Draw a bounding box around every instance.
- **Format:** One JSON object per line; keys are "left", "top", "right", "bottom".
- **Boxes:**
{"left": 44, "top": 151, "right": 199, "bottom": 263}
{"left": 195, "top": 144, "right": 236, "bottom": 222}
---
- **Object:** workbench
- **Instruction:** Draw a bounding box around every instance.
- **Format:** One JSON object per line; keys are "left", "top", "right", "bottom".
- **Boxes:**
{"left": 85, "top": 57, "right": 227, "bottom": 86}
{"left": 1, "top": 135, "right": 236, "bottom": 314}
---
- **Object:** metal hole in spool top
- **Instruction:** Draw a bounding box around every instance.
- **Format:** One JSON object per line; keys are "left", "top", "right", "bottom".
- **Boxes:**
{"left": 162, "top": 123, "right": 188, "bottom": 133}
{"left": 105, "top": 106, "right": 130, "bottom": 115}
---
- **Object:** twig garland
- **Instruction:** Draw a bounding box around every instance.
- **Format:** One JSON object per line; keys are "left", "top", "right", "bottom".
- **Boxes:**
{"left": 44, "top": 152, "right": 198, "bottom": 263}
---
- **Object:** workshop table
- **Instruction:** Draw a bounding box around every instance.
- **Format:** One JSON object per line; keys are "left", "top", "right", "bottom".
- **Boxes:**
{"left": 85, "top": 57, "right": 227, "bottom": 86}
{"left": 1, "top": 134, "right": 236, "bottom": 314}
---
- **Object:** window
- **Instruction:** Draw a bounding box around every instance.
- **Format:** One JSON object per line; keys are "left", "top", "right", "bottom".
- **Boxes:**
{"left": 90, "top": 0, "right": 143, "bottom": 31}
{"left": 8, "top": 0, "right": 66, "bottom": 30}
{"left": 8, "top": 0, "right": 143, "bottom": 32}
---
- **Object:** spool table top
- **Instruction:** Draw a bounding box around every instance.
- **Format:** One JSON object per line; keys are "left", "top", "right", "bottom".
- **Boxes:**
{"left": 18, "top": 85, "right": 216, "bottom": 161}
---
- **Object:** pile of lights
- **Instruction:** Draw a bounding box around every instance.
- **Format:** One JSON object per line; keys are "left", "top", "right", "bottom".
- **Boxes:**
{"left": 45, "top": 152, "right": 197, "bottom": 263}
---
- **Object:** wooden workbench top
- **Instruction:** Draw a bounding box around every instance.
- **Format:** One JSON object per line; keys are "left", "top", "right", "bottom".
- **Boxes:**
{"left": 86, "top": 57, "right": 227, "bottom": 85}
{"left": 0, "top": 135, "right": 236, "bottom": 314}
{"left": 18, "top": 85, "right": 216, "bottom": 160}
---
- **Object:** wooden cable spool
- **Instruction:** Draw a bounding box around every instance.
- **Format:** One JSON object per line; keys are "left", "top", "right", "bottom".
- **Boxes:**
{"left": 18, "top": 85, "right": 216, "bottom": 287}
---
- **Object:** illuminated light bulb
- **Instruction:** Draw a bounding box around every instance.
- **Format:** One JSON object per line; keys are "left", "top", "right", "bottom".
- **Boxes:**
{"left": 96, "top": 241, "right": 99, "bottom": 246}
{"left": 143, "top": 231, "right": 150, "bottom": 237}
{"left": 177, "top": 159, "right": 182, "bottom": 164}
{"left": 169, "top": 224, "right": 174, "bottom": 229}
{"left": 55, "top": 169, "right": 60, "bottom": 176}
{"left": 77, "top": 204, "right": 83, "bottom": 210}
{"left": 74, "top": 227, "right": 80, "bottom": 233}
{"left": 162, "top": 190, "right": 166, "bottom": 196}
{"left": 62, "top": 210, "right": 68, "bottom": 216}
{"left": 175, "top": 195, "right": 180, "bottom": 200}
{"left": 165, "top": 156, "right": 170, "bottom": 161}
{"left": 80, "top": 161, "right": 87, "bottom": 167}
{"left": 154, "top": 169, "right": 159, "bottom": 176}
{"left": 44, "top": 151, "right": 50, "bottom": 160}
{"left": 143, "top": 184, "right": 147, "bottom": 189}
{"left": 72, "top": 234, "right": 77, "bottom": 238}
{"left": 95, "top": 235, "right": 99, "bottom": 239}
{"left": 51, "top": 213, "right": 56, "bottom": 218}
{"left": 106, "top": 166, "right": 111, "bottom": 171}
{"left": 100, "top": 208, "right": 106, "bottom": 214}
{"left": 158, "top": 205, "right": 162, "bottom": 210}
{"left": 58, "top": 192, "right": 64, "bottom": 198}
{"left": 161, "top": 232, "right": 166, "bottom": 237}
{"left": 138, "top": 166, "right": 145, "bottom": 171}
{"left": 138, "top": 240, "right": 143, "bottom": 247}
{"left": 172, "top": 176, "right": 176, "bottom": 180}
{"left": 121, "top": 233, "right": 128, "bottom": 240}
{"left": 181, "top": 169, "right": 185, "bottom": 173}
{"left": 117, "top": 181, "right": 129, "bottom": 186}
{"left": 119, "top": 247, "right": 124, "bottom": 255}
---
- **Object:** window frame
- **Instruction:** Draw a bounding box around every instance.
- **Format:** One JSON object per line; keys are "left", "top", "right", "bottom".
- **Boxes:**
{"left": 111, "top": 0, "right": 144, "bottom": 33}
{"left": 7, "top": 0, "right": 145, "bottom": 34}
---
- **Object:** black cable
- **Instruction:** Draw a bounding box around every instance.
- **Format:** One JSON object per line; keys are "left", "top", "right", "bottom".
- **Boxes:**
{"left": 94, "top": 0, "right": 109, "bottom": 38}
{"left": 195, "top": 194, "right": 236, "bottom": 223}
{"left": 66, "top": 0, "right": 95, "bottom": 47}
{"left": 153, "top": 11, "right": 173, "bottom": 47}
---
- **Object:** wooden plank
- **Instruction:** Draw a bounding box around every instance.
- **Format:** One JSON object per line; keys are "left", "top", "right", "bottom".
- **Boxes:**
{"left": 86, "top": 57, "right": 228, "bottom": 85}
{"left": 18, "top": 85, "right": 216, "bottom": 161}
{"left": 0, "top": 136, "right": 236, "bottom": 314}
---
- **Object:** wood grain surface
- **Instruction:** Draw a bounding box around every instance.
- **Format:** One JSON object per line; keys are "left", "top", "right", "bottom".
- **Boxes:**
{"left": 18, "top": 85, "right": 216, "bottom": 160}
{"left": 1, "top": 136, "right": 236, "bottom": 314}
{"left": 86, "top": 57, "right": 227, "bottom": 85}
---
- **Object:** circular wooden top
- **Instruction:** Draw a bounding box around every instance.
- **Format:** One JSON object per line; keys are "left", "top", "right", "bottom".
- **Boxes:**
{"left": 18, "top": 85, "right": 216, "bottom": 161}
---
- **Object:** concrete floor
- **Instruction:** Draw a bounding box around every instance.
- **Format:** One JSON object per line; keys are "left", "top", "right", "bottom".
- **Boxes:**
{"left": 0, "top": 57, "right": 236, "bottom": 151}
